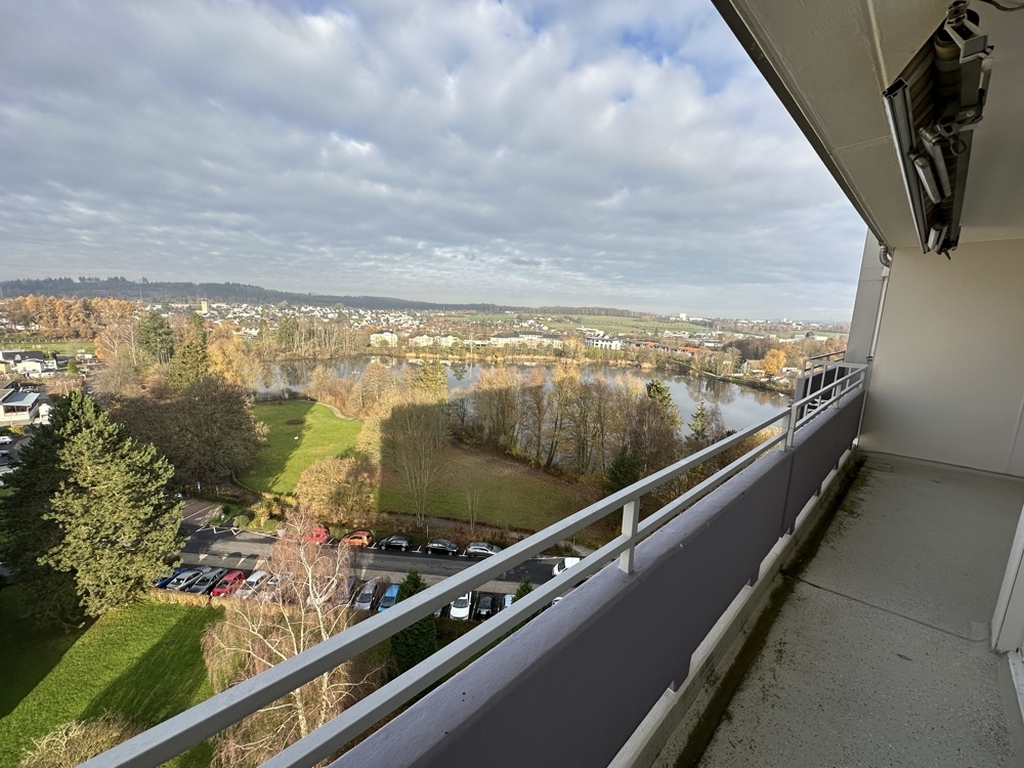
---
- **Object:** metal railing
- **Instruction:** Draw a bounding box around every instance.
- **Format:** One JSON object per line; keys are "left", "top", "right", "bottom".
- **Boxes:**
{"left": 85, "top": 367, "right": 867, "bottom": 768}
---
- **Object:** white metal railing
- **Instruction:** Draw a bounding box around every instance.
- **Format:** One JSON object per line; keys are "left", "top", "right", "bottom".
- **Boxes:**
{"left": 802, "top": 349, "right": 846, "bottom": 373}
{"left": 84, "top": 370, "right": 866, "bottom": 768}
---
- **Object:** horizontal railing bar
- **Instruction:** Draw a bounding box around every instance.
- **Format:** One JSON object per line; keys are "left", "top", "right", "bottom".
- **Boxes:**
{"left": 791, "top": 368, "right": 865, "bottom": 410}
{"left": 260, "top": 534, "right": 633, "bottom": 768}
{"left": 803, "top": 350, "right": 847, "bottom": 365}
{"left": 637, "top": 432, "right": 787, "bottom": 539}
{"left": 82, "top": 408, "right": 792, "bottom": 768}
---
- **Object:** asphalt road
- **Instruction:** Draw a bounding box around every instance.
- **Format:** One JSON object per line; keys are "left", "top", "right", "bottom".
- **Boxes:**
{"left": 180, "top": 525, "right": 561, "bottom": 595}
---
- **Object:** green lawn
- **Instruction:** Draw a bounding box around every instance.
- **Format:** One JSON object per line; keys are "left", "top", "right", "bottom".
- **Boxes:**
{"left": 242, "top": 401, "right": 363, "bottom": 496}
{"left": 0, "top": 338, "right": 95, "bottom": 357}
{"left": 0, "top": 590, "right": 221, "bottom": 768}
{"left": 380, "top": 445, "right": 595, "bottom": 533}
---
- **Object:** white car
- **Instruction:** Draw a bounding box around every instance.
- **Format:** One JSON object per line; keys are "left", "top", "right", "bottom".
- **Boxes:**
{"left": 552, "top": 557, "right": 581, "bottom": 577}
{"left": 0, "top": 435, "right": 12, "bottom": 444}
{"left": 236, "top": 570, "right": 270, "bottom": 600}
{"left": 449, "top": 593, "right": 472, "bottom": 620}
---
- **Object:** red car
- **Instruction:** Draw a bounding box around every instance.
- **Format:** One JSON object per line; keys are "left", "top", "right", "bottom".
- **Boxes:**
{"left": 340, "top": 529, "right": 374, "bottom": 548}
{"left": 211, "top": 569, "right": 246, "bottom": 597}
{"left": 302, "top": 526, "right": 330, "bottom": 544}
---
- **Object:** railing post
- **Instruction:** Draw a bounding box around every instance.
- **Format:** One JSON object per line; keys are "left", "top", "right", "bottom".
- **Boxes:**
{"left": 785, "top": 399, "right": 798, "bottom": 449}
{"left": 619, "top": 499, "right": 640, "bottom": 573}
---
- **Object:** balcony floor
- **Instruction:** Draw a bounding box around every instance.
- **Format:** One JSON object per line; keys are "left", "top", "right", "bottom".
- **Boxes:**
{"left": 657, "top": 452, "right": 1024, "bottom": 767}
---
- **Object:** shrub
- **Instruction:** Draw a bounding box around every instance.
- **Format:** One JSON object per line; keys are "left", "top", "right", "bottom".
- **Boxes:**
{"left": 146, "top": 588, "right": 212, "bottom": 607}
{"left": 18, "top": 712, "right": 144, "bottom": 768}
{"left": 233, "top": 515, "right": 251, "bottom": 528}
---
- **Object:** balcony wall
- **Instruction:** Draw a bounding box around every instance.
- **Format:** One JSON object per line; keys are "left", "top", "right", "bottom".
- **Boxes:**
{"left": 861, "top": 237, "right": 1024, "bottom": 476}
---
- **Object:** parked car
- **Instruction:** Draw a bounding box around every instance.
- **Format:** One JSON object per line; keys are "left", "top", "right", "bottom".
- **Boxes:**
{"left": 211, "top": 569, "right": 246, "bottom": 597}
{"left": 333, "top": 576, "right": 361, "bottom": 607}
{"left": 167, "top": 568, "right": 207, "bottom": 591}
{"left": 449, "top": 592, "right": 472, "bottom": 620}
{"left": 552, "top": 557, "right": 581, "bottom": 577}
{"left": 306, "top": 576, "right": 339, "bottom": 606}
{"left": 465, "top": 542, "right": 503, "bottom": 558}
{"left": 303, "top": 526, "right": 330, "bottom": 544}
{"left": 340, "top": 529, "right": 374, "bottom": 548}
{"left": 189, "top": 567, "right": 228, "bottom": 594}
{"left": 475, "top": 594, "right": 495, "bottom": 620}
{"left": 377, "top": 534, "right": 413, "bottom": 552}
{"left": 236, "top": 570, "right": 270, "bottom": 600}
{"left": 354, "top": 580, "right": 380, "bottom": 611}
{"left": 257, "top": 572, "right": 293, "bottom": 602}
{"left": 0, "top": 435, "right": 12, "bottom": 444}
{"left": 377, "top": 583, "right": 400, "bottom": 612}
{"left": 155, "top": 566, "right": 189, "bottom": 589}
{"left": 426, "top": 538, "right": 459, "bottom": 556}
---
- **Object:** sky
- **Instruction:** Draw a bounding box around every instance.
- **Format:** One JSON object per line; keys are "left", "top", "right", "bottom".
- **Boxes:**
{"left": 0, "top": 0, "right": 868, "bottom": 320}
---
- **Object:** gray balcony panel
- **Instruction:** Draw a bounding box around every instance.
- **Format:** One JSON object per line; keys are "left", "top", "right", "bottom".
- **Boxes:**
{"left": 783, "top": 389, "right": 864, "bottom": 533}
{"left": 333, "top": 413, "right": 852, "bottom": 768}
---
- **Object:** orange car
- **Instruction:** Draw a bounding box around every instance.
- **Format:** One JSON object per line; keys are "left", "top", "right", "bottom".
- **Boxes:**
{"left": 340, "top": 529, "right": 374, "bottom": 548}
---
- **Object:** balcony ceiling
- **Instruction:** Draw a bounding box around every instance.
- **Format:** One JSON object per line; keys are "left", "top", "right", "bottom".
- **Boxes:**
{"left": 718, "top": 0, "right": 1024, "bottom": 249}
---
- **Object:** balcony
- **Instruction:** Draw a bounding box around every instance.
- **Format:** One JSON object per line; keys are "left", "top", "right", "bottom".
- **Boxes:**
{"left": 652, "top": 452, "right": 1024, "bottom": 767}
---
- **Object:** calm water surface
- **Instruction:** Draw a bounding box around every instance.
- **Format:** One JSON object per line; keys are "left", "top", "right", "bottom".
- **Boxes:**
{"left": 260, "top": 357, "right": 788, "bottom": 433}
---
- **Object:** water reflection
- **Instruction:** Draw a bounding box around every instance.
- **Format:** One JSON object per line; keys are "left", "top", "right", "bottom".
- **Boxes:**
{"left": 258, "top": 356, "right": 788, "bottom": 432}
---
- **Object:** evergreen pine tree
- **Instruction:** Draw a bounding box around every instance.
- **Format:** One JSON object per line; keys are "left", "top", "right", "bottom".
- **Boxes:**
{"left": 646, "top": 379, "right": 681, "bottom": 427}
{"left": 0, "top": 392, "right": 183, "bottom": 624}
{"left": 604, "top": 448, "right": 641, "bottom": 494}
{"left": 513, "top": 574, "right": 533, "bottom": 602}
{"left": 390, "top": 569, "right": 438, "bottom": 675}
{"left": 168, "top": 313, "right": 209, "bottom": 389}
{"left": 138, "top": 311, "right": 175, "bottom": 364}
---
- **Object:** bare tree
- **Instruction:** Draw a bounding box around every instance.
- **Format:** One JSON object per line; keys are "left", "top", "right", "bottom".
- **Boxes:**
{"left": 380, "top": 390, "right": 448, "bottom": 526}
{"left": 203, "top": 521, "right": 381, "bottom": 768}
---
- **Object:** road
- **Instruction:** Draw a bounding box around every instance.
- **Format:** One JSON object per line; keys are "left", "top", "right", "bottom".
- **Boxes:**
{"left": 179, "top": 525, "right": 561, "bottom": 595}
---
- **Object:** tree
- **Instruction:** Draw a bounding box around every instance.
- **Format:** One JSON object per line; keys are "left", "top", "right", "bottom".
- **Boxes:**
{"left": 380, "top": 390, "right": 448, "bottom": 526}
{"left": 645, "top": 380, "right": 682, "bottom": 428}
{"left": 168, "top": 313, "right": 209, "bottom": 390}
{"left": 202, "top": 527, "right": 380, "bottom": 768}
{"left": 513, "top": 574, "right": 533, "bottom": 602}
{"left": 138, "top": 311, "right": 174, "bottom": 364}
{"left": 0, "top": 392, "right": 183, "bottom": 624}
{"left": 295, "top": 457, "right": 378, "bottom": 527}
{"left": 390, "top": 569, "right": 437, "bottom": 675}
{"left": 107, "top": 376, "right": 267, "bottom": 488}
{"left": 763, "top": 348, "right": 787, "bottom": 375}
{"left": 65, "top": 358, "right": 79, "bottom": 375}
{"left": 604, "top": 448, "right": 641, "bottom": 494}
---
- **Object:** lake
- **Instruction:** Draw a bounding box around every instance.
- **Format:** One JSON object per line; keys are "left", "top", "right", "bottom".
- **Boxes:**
{"left": 259, "top": 357, "right": 788, "bottom": 433}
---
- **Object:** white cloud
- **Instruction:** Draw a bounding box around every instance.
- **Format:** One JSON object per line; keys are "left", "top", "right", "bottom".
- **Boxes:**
{"left": 0, "top": 0, "right": 866, "bottom": 318}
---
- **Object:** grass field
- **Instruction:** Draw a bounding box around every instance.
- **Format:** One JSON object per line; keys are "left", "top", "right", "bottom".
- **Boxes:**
{"left": 380, "top": 444, "right": 595, "bottom": 533}
{"left": 0, "top": 338, "right": 95, "bottom": 356}
{"left": 242, "top": 401, "right": 363, "bottom": 496}
{"left": 0, "top": 590, "right": 221, "bottom": 768}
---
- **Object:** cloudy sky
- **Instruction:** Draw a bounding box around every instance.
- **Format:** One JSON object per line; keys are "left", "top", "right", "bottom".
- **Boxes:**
{"left": 1, "top": 0, "right": 868, "bottom": 319}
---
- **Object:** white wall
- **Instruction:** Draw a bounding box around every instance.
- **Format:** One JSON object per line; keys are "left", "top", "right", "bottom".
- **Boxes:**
{"left": 861, "top": 237, "right": 1024, "bottom": 475}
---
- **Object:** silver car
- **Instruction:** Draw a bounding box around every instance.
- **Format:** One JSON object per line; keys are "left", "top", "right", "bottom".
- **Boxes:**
{"left": 465, "top": 542, "right": 503, "bottom": 558}
{"left": 188, "top": 567, "right": 228, "bottom": 594}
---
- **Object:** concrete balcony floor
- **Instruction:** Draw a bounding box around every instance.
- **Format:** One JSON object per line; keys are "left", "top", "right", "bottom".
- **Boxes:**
{"left": 655, "top": 453, "right": 1024, "bottom": 767}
